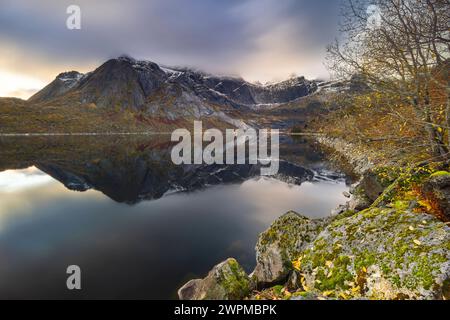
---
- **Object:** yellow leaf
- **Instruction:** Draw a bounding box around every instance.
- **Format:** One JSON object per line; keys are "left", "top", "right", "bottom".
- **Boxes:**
{"left": 301, "top": 276, "right": 309, "bottom": 292}
{"left": 362, "top": 266, "right": 367, "bottom": 273}
{"left": 418, "top": 200, "right": 433, "bottom": 211}
{"left": 292, "top": 258, "right": 302, "bottom": 271}
{"left": 351, "top": 286, "right": 360, "bottom": 293}
{"left": 408, "top": 226, "right": 415, "bottom": 231}
{"left": 325, "top": 261, "right": 333, "bottom": 268}
{"left": 327, "top": 270, "right": 333, "bottom": 278}
{"left": 323, "top": 290, "right": 334, "bottom": 297}
{"left": 339, "top": 292, "right": 348, "bottom": 300}
{"left": 413, "top": 239, "right": 421, "bottom": 246}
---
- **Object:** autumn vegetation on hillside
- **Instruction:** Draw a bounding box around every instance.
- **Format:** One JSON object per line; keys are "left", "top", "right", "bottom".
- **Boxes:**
{"left": 313, "top": 0, "right": 449, "bottom": 165}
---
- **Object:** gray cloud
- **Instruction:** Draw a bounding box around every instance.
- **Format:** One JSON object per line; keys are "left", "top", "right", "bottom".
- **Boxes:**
{"left": 0, "top": 0, "right": 340, "bottom": 86}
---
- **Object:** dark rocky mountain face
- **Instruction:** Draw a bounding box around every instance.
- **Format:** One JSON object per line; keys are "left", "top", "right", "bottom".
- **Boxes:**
{"left": 77, "top": 58, "right": 168, "bottom": 110}
{"left": 177, "top": 71, "right": 317, "bottom": 107}
{"left": 28, "top": 56, "right": 318, "bottom": 112}
{"left": 28, "top": 71, "right": 84, "bottom": 103}
{"left": 36, "top": 159, "right": 314, "bottom": 204}
{"left": 0, "top": 135, "right": 336, "bottom": 205}
{"left": 5, "top": 56, "right": 362, "bottom": 134}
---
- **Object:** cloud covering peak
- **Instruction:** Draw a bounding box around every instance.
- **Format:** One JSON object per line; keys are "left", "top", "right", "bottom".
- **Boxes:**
{"left": 0, "top": 0, "right": 340, "bottom": 98}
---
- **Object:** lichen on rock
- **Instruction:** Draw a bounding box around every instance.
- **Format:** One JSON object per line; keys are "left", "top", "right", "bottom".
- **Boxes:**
{"left": 297, "top": 207, "right": 450, "bottom": 300}
{"left": 348, "top": 182, "right": 372, "bottom": 211}
{"left": 177, "top": 164, "right": 450, "bottom": 301}
{"left": 252, "top": 211, "right": 328, "bottom": 286}
{"left": 178, "top": 258, "right": 250, "bottom": 300}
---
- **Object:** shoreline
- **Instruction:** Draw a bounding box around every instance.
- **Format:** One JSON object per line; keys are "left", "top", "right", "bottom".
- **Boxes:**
{"left": 177, "top": 135, "right": 450, "bottom": 301}
{"left": 0, "top": 132, "right": 173, "bottom": 137}
{"left": 0, "top": 131, "right": 322, "bottom": 137}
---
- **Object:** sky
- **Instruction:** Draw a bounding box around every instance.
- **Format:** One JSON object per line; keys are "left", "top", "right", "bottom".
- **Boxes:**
{"left": 0, "top": 0, "right": 341, "bottom": 99}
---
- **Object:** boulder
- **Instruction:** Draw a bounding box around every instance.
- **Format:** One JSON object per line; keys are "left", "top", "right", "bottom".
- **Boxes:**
{"left": 252, "top": 211, "right": 327, "bottom": 286}
{"left": 297, "top": 207, "right": 450, "bottom": 300}
{"left": 346, "top": 169, "right": 397, "bottom": 211}
{"left": 332, "top": 204, "right": 349, "bottom": 216}
{"left": 358, "top": 171, "right": 387, "bottom": 202}
{"left": 422, "top": 172, "right": 450, "bottom": 221}
{"left": 178, "top": 258, "right": 250, "bottom": 300}
{"left": 348, "top": 183, "right": 372, "bottom": 211}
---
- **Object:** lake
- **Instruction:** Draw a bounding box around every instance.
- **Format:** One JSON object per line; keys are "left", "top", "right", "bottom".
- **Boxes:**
{"left": 0, "top": 135, "right": 348, "bottom": 299}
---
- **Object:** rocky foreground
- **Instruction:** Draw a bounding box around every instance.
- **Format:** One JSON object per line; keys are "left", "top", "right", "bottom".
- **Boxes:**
{"left": 178, "top": 161, "right": 450, "bottom": 300}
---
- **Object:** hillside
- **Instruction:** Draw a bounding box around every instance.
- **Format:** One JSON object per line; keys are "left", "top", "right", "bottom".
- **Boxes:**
{"left": 0, "top": 56, "right": 324, "bottom": 134}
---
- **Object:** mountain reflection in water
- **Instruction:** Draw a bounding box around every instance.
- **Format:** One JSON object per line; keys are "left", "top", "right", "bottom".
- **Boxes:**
{"left": 0, "top": 135, "right": 349, "bottom": 299}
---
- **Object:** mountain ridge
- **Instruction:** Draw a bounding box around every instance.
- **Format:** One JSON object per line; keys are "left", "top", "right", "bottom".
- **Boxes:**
{"left": 1, "top": 56, "right": 350, "bottom": 133}
{"left": 29, "top": 56, "right": 319, "bottom": 110}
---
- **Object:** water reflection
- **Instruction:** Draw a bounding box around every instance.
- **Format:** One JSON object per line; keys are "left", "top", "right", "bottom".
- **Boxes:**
{"left": 0, "top": 136, "right": 348, "bottom": 299}
{"left": 0, "top": 168, "right": 53, "bottom": 192}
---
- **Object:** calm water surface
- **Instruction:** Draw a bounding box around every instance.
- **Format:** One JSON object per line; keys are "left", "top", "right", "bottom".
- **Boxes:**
{"left": 0, "top": 136, "right": 348, "bottom": 299}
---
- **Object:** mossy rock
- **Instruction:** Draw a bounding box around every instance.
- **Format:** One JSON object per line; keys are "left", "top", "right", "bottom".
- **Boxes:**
{"left": 430, "top": 171, "right": 450, "bottom": 178}
{"left": 297, "top": 207, "right": 450, "bottom": 300}
{"left": 359, "top": 168, "right": 399, "bottom": 202}
{"left": 252, "top": 211, "right": 328, "bottom": 286}
{"left": 348, "top": 183, "right": 372, "bottom": 211}
{"left": 178, "top": 258, "right": 250, "bottom": 300}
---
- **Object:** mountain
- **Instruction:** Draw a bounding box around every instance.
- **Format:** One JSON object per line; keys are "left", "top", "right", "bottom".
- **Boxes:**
{"left": 28, "top": 71, "right": 84, "bottom": 103}
{"left": 0, "top": 134, "right": 343, "bottom": 204}
{"left": 1, "top": 56, "right": 340, "bottom": 134}
{"left": 29, "top": 56, "right": 318, "bottom": 110}
{"left": 36, "top": 160, "right": 314, "bottom": 204}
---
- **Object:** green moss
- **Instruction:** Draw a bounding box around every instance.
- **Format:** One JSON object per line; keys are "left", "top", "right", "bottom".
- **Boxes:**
{"left": 250, "top": 163, "right": 449, "bottom": 300}
{"left": 353, "top": 250, "right": 377, "bottom": 272}
{"left": 335, "top": 210, "right": 357, "bottom": 221}
{"left": 392, "top": 200, "right": 410, "bottom": 211}
{"left": 218, "top": 259, "right": 251, "bottom": 300}
{"left": 321, "top": 257, "right": 353, "bottom": 291}
{"left": 410, "top": 254, "right": 446, "bottom": 290}
{"left": 372, "top": 166, "right": 403, "bottom": 188}
{"left": 294, "top": 206, "right": 449, "bottom": 299}
{"left": 256, "top": 211, "right": 327, "bottom": 277}
{"left": 292, "top": 291, "right": 310, "bottom": 298}
{"left": 430, "top": 171, "right": 450, "bottom": 178}
{"left": 367, "top": 164, "right": 450, "bottom": 212}
{"left": 272, "top": 285, "right": 284, "bottom": 295}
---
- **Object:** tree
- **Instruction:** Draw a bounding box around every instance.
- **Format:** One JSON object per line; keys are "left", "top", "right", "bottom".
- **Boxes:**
{"left": 327, "top": 0, "right": 450, "bottom": 159}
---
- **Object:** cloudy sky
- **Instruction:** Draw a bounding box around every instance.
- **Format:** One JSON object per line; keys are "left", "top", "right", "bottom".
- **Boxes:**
{"left": 0, "top": 0, "right": 341, "bottom": 99}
